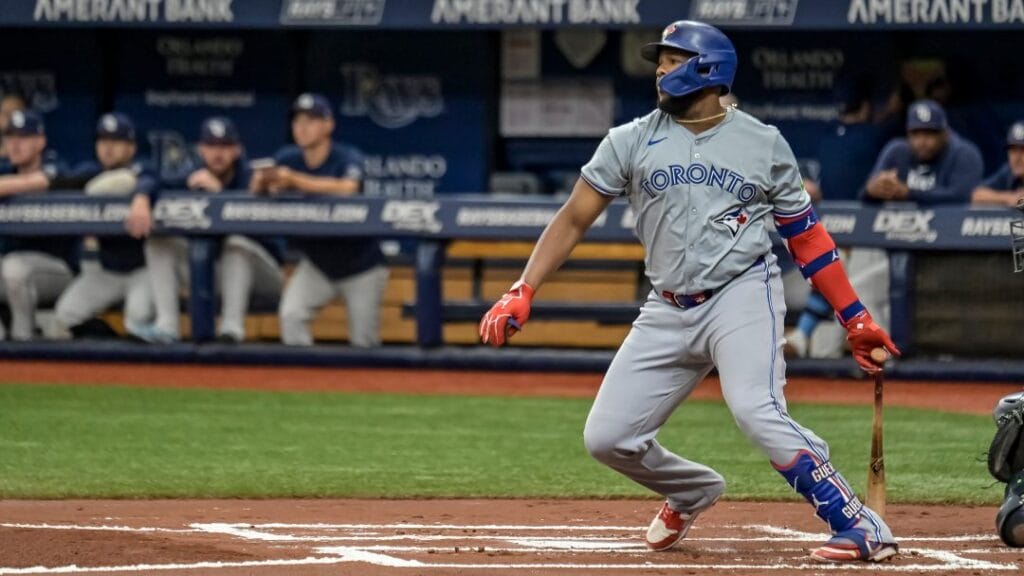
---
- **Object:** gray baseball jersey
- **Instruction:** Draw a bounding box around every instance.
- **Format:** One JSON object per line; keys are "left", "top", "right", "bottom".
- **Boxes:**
{"left": 581, "top": 107, "right": 811, "bottom": 295}
{"left": 579, "top": 107, "right": 893, "bottom": 548}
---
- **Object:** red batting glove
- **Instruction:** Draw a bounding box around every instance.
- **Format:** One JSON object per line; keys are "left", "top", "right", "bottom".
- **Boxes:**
{"left": 479, "top": 280, "right": 534, "bottom": 347}
{"left": 843, "top": 310, "right": 901, "bottom": 374}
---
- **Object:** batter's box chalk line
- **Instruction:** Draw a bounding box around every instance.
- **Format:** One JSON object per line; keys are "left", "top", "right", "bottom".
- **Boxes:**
{"left": 0, "top": 522, "right": 1017, "bottom": 574}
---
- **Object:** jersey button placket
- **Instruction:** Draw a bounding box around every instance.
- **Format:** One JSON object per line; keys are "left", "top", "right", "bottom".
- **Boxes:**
{"left": 683, "top": 146, "right": 704, "bottom": 286}
{"left": 689, "top": 207, "right": 697, "bottom": 249}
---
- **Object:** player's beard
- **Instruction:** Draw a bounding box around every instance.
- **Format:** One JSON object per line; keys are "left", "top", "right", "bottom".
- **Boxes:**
{"left": 657, "top": 91, "right": 701, "bottom": 118}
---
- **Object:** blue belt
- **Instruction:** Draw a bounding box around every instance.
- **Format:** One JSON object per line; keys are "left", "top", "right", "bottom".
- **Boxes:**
{"left": 661, "top": 255, "right": 766, "bottom": 309}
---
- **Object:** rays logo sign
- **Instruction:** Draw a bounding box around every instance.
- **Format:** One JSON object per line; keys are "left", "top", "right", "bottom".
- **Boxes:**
{"left": 690, "top": 0, "right": 800, "bottom": 25}
{"left": 280, "top": 0, "right": 386, "bottom": 25}
{"left": 340, "top": 63, "right": 443, "bottom": 129}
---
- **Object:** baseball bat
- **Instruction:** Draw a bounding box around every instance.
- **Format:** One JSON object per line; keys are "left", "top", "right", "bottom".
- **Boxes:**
{"left": 865, "top": 347, "right": 888, "bottom": 519}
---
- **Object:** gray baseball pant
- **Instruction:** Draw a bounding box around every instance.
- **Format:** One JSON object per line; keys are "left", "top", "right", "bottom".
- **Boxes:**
{"left": 279, "top": 258, "right": 389, "bottom": 347}
{"left": 582, "top": 258, "right": 893, "bottom": 543}
{"left": 145, "top": 235, "right": 283, "bottom": 340}
{"left": 54, "top": 264, "right": 153, "bottom": 332}
{"left": 0, "top": 251, "right": 73, "bottom": 341}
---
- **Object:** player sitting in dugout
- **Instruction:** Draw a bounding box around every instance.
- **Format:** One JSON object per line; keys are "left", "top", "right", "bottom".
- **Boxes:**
{"left": 0, "top": 93, "right": 29, "bottom": 171}
{"left": 131, "top": 116, "right": 286, "bottom": 344}
{"left": 250, "top": 93, "right": 388, "bottom": 348}
{"left": 786, "top": 100, "right": 983, "bottom": 359}
{"left": 971, "top": 120, "right": 1024, "bottom": 207}
{"left": 3, "top": 112, "right": 159, "bottom": 339}
{"left": 861, "top": 99, "right": 983, "bottom": 205}
{"left": 0, "top": 110, "right": 78, "bottom": 341}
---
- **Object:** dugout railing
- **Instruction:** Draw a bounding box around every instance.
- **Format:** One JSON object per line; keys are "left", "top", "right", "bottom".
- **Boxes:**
{"left": 0, "top": 193, "right": 1020, "bottom": 362}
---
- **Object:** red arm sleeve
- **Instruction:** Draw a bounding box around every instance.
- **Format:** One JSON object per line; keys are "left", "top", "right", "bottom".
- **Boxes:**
{"left": 774, "top": 206, "right": 866, "bottom": 323}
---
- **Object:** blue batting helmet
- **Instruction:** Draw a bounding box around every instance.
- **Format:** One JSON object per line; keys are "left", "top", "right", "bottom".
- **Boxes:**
{"left": 641, "top": 20, "right": 737, "bottom": 98}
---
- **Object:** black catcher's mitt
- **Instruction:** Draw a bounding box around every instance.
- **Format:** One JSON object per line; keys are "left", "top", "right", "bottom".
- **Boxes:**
{"left": 990, "top": 394, "right": 1024, "bottom": 483}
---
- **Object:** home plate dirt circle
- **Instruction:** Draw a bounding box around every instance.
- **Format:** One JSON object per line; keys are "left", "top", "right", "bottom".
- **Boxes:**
{"left": 1, "top": 499, "right": 1021, "bottom": 575}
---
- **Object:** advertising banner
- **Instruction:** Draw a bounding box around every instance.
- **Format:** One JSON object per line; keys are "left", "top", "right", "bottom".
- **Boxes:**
{"left": 5, "top": 0, "right": 1024, "bottom": 29}
{"left": 111, "top": 31, "right": 293, "bottom": 181}
{"left": 304, "top": 31, "right": 494, "bottom": 196}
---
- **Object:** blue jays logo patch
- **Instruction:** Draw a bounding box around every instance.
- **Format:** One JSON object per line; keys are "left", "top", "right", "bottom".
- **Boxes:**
{"left": 714, "top": 208, "right": 749, "bottom": 236}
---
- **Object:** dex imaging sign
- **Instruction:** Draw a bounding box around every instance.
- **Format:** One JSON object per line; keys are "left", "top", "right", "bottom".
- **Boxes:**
{"left": 873, "top": 210, "right": 937, "bottom": 243}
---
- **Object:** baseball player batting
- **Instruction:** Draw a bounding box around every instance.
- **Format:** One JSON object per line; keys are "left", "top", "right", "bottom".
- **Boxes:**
{"left": 480, "top": 20, "right": 901, "bottom": 563}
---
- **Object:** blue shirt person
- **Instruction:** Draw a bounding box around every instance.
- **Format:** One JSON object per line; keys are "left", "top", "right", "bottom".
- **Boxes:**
{"left": 0, "top": 110, "right": 77, "bottom": 340}
{"left": 971, "top": 120, "right": 1024, "bottom": 208}
{"left": 252, "top": 93, "right": 388, "bottom": 347}
{"left": 863, "top": 100, "right": 984, "bottom": 205}
{"left": 134, "top": 116, "right": 286, "bottom": 344}
{"left": 0, "top": 110, "right": 77, "bottom": 267}
{"left": 43, "top": 113, "right": 161, "bottom": 340}
{"left": 61, "top": 113, "right": 159, "bottom": 273}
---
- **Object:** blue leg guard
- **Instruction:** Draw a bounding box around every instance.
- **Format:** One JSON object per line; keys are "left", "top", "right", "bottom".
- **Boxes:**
{"left": 774, "top": 450, "right": 863, "bottom": 533}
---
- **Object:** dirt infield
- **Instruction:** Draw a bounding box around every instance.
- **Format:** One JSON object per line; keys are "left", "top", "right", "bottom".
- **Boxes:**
{"left": 3, "top": 360, "right": 1022, "bottom": 415}
{"left": 0, "top": 499, "right": 1020, "bottom": 575}
{"left": 3, "top": 360, "right": 1023, "bottom": 574}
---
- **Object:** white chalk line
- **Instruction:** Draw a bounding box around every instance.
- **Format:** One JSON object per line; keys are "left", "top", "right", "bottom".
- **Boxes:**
{"left": 192, "top": 523, "right": 635, "bottom": 543}
{"left": 747, "top": 527, "right": 1013, "bottom": 571}
{"left": 190, "top": 522, "right": 1006, "bottom": 545}
{"left": 321, "top": 544, "right": 647, "bottom": 553}
{"left": 235, "top": 522, "right": 642, "bottom": 531}
{"left": 317, "top": 544, "right": 1018, "bottom": 555}
{"left": 749, "top": 524, "right": 1001, "bottom": 543}
{"left": 316, "top": 545, "right": 1018, "bottom": 572}
{"left": 307, "top": 546, "right": 1024, "bottom": 572}
{"left": 4, "top": 557, "right": 1017, "bottom": 575}
{"left": 0, "top": 557, "right": 350, "bottom": 575}
{"left": 3, "top": 522, "right": 1018, "bottom": 574}
{"left": 3, "top": 522, "right": 1003, "bottom": 545}
{"left": 0, "top": 523, "right": 196, "bottom": 534}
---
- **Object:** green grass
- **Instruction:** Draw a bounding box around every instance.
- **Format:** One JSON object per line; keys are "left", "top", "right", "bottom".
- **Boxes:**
{"left": 0, "top": 383, "right": 1002, "bottom": 504}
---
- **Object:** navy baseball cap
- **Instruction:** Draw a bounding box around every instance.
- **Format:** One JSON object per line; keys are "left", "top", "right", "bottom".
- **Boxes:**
{"left": 200, "top": 116, "right": 240, "bottom": 145}
{"left": 96, "top": 112, "right": 136, "bottom": 142}
{"left": 2, "top": 110, "right": 44, "bottom": 136}
{"left": 1007, "top": 121, "right": 1024, "bottom": 147}
{"left": 906, "top": 100, "right": 948, "bottom": 131}
{"left": 291, "top": 93, "right": 333, "bottom": 119}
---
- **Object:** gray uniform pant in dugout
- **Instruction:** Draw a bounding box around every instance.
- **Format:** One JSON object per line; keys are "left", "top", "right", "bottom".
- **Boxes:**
{"left": 583, "top": 257, "right": 891, "bottom": 542}
{"left": 0, "top": 251, "right": 73, "bottom": 341}
{"left": 145, "top": 235, "right": 283, "bottom": 340}
{"left": 55, "top": 263, "right": 153, "bottom": 332}
{"left": 278, "top": 258, "right": 389, "bottom": 347}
